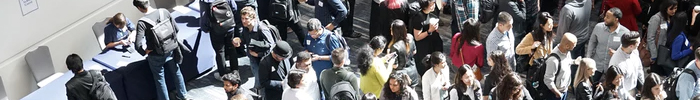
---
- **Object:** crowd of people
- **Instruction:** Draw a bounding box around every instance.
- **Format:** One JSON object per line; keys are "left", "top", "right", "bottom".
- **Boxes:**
{"left": 58, "top": 0, "right": 700, "bottom": 99}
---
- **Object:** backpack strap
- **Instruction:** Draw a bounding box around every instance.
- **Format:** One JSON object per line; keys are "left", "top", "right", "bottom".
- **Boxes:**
{"left": 683, "top": 69, "right": 697, "bottom": 82}
{"left": 548, "top": 53, "right": 563, "bottom": 78}
{"left": 87, "top": 70, "right": 101, "bottom": 99}
{"left": 138, "top": 9, "right": 167, "bottom": 27}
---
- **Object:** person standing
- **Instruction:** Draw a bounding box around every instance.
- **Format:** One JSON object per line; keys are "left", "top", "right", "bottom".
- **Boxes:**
{"left": 486, "top": 12, "right": 516, "bottom": 69}
{"left": 555, "top": 0, "right": 592, "bottom": 59}
{"left": 132, "top": 0, "right": 188, "bottom": 99}
{"left": 586, "top": 7, "right": 630, "bottom": 82}
{"left": 609, "top": 31, "right": 645, "bottom": 98}
{"left": 199, "top": 0, "right": 238, "bottom": 79}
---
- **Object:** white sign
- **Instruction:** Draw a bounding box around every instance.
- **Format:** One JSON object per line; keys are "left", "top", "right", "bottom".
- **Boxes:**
{"left": 19, "top": 0, "right": 38, "bottom": 16}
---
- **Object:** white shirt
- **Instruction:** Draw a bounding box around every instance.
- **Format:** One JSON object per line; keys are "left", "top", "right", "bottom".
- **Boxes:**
{"left": 544, "top": 47, "right": 573, "bottom": 92}
{"left": 422, "top": 67, "right": 450, "bottom": 100}
{"left": 282, "top": 67, "right": 321, "bottom": 100}
{"left": 449, "top": 87, "right": 476, "bottom": 100}
{"left": 281, "top": 88, "right": 312, "bottom": 100}
{"left": 609, "top": 48, "right": 645, "bottom": 92}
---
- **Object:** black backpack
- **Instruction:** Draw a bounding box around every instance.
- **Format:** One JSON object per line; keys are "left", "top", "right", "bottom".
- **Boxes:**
{"left": 478, "top": 0, "right": 498, "bottom": 23}
{"left": 260, "top": 20, "right": 282, "bottom": 42}
{"left": 525, "top": 53, "right": 561, "bottom": 99}
{"left": 664, "top": 68, "right": 697, "bottom": 100}
{"left": 88, "top": 70, "right": 117, "bottom": 100}
{"left": 269, "top": 0, "right": 292, "bottom": 22}
{"left": 139, "top": 9, "right": 179, "bottom": 55}
{"left": 209, "top": 0, "right": 236, "bottom": 34}
{"left": 329, "top": 71, "right": 357, "bottom": 100}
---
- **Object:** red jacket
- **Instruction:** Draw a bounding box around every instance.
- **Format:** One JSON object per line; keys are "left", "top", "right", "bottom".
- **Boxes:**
{"left": 604, "top": 0, "right": 642, "bottom": 31}
{"left": 449, "top": 32, "right": 484, "bottom": 68}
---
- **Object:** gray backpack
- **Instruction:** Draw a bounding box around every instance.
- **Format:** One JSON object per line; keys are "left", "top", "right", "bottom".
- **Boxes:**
{"left": 138, "top": 9, "right": 179, "bottom": 55}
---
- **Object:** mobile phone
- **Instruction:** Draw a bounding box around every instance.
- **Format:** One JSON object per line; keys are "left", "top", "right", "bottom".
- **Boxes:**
{"left": 389, "top": 53, "right": 398, "bottom": 61}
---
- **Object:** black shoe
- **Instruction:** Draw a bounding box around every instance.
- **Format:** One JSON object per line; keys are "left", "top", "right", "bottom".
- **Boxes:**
{"left": 343, "top": 33, "right": 361, "bottom": 38}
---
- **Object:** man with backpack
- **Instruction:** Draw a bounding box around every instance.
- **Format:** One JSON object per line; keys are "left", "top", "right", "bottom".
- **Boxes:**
{"left": 267, "top": 0, "right": 308, "bottom": 46}
{"left": 240, "top": 6, "right": 279, "bottom": 87}
{"left": 133, "top": 0, "right": 190, "bottom": 99}
{"left": 303, "top": 18, "right": 345, "bottom": 78}
{"left": 674, "top": 48, "right": 700, "bottom": 100}
{"left": 609, "top": 31, "right": 644, "bottom": 98}
{"left": 320, "top": 48, "right": 360, "bottom": 100}
{"left": 256, "top": 41, "right": 293, "bottom": 100}
{"left": 199, "top": 0, "right": 239, "bottom": 80}
{"left": 65, "top": 54, "right": 117, "bottom": 100}
{"left": 542, "top": 33, "right": 577, "bottom": 100}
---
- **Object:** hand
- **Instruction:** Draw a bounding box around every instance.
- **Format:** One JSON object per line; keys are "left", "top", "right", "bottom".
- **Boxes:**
{"left": 249, "top": 50, "right": 259, "bottom": 57}
{"left": 232, "top": 37, "right": 241, "bottom": 47}
{"left": 428, "top": 24, "right": 437, "bottom": 32}
{"left": 145, "top": 50, "right": 152, "bottom": 54}
{"left": 596, "top": 83, "right": 604, "bottom": 91}
{"left": 555, "top": 92, "right": 563, "bottom": 98}
{"left": 312, "top": 54, "right": 320, "bottom": 61}
{"left": 326, "top": 24, "right": 335, "bottom": 30}
{"left": 574, "top": 56, "right": 582, "bottom": 65}
{"left": 121, "top": 40, "right": 130, "bottom": 46}
{"left": 532, "top": 41, "right": 541, "bottom": 49}
{"left": 608, "top": 48, "right": 615, "bottom": 57}
{"left": 298, "top": 0, "right": 307, "bottom": 3}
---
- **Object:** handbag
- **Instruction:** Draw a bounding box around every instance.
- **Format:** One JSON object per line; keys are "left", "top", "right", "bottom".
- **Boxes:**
{"left": 460, "top": 48, "right": 483, "bottom": 80}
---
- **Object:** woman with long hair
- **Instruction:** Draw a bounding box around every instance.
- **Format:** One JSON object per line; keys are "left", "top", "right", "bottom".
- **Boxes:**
{"left": 359, "top": 44, "right": 394, "bottom": 95}
{"left": 573, "top": 58, "right": 602, "bottom": 100}
{"left": 597, "top": 66, "right": 634, "bottom": 100}
{"left": 515, "top": 12, "right": 555, "bottom": 72}
{"left": 641, "top": 73, "right": 667, "bottom": 100}
{"left": 449, "top": 19, "right": 484, "bottom": 80}
{"left": 104, "top": 13, "right": 136, "bottom": 49}
{"left": 379, "top": 0, "right": 410, "bottom": 41}
{"left": 492, "top": 73, "right": 533, "bottom": 100}
{"left": 647, "top": 0, "right": 678, "bottom": 62}
{"left": 481, "top": 50, "right": 513, "bottom": 99}
{"left": 391, "top": 40, "right": 421, "bottom": 88}
{"left": 380, "top": 72, "right": 420, "bottom": 100}
{"left": 421, "top": 52, "right": 450, "bottom": 100}
{"left": 449, "top": 65, "right": 482, "bottom": 100}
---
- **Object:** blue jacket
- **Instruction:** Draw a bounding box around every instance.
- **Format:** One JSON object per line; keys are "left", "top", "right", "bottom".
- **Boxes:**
{"left": 305, "top": 0, "right": 347, "bottom": 28}
{"left": 676, "top": 60, "right": 700, "bottom": 100}
{"left": 199, "top": 0, "right": 237, "bottom": 33}
{"left": 672, "top": 32, "right": 693, "bottom": 60}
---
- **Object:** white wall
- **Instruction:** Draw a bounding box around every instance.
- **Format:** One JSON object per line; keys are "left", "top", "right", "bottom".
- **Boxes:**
{"left": 0, "top": 0, "right": 145, "bottom": 99}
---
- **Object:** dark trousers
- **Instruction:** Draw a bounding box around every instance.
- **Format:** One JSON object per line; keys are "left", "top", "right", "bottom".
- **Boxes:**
{"left": 210, "top": 33, "right": 238, "bottom": 76}
{"left": 369, "top": 2, "right": 380, "bottom": 38}
{"left": 340, "top": 0, "right": 355, "bottom": 36}
{"left": 272, "top": 20, "right": 306, "bottom": 46}
{"left": 261, "top": 80, "right": 283, "bottom": 100}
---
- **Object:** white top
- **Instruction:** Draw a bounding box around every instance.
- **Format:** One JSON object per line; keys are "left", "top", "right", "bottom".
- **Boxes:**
{"left": 609, "top": 48, "right": 645, "bottom": 92}
{"left": 422, "top": 67, "right": 450, "bottom": 100}
{"left": 449, "top": 87, "right": 476, "bottom": 100}
{"left": 281, "top": 88, "right": 312, "bottom": 100}
{"left": 282, "top": 67, "right": 321, "bottom": 100}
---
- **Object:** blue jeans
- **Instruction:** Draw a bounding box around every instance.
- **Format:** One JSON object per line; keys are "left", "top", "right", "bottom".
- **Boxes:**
{"left": 248, "top": 54, "right": 260, "bottom": 87}
{"left": 147, "top": 53, "right": 187, "bottom": 100}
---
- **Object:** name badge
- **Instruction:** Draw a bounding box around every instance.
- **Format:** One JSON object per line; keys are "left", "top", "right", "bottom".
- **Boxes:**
{"left": 306, "top": 40, "right": 311, "bottom": 45}
{"left": 613, "top": 37, "right": 621, "bottom": 42}
{"left": 660, "top": 24, "right": 668, "bottom": 29}
{"left": 318, "top": 1, "right": 324, "bottom": 7}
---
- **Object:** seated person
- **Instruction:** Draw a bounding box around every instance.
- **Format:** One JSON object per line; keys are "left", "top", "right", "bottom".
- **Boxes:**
{"left": 65, "top": 54, "right": 117, "bottom": 100}
{"left": 223, "top": 72, "right": 252, "bottom": 100}
{"left": 103, "top": 13, "right": 135, "bottom": 49}
{"left": 256, "top": 41, "right": 293, "bottom": 100}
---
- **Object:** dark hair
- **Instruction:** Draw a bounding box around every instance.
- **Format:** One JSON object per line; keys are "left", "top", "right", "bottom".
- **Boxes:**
{"left": 642, "top": 73, "right": 663, "bottom": 99}
{"left": 362, "top": 93, "right": 378, "bottom": 100}
{"left": 422, "top": 52, "right": 446, "bottom": 69}
{"left": 370, "top": 36, "right": 387, "bottom": 51}
{"left": 489, "top": 50, "right": 512, "bottom": 81}
{"left": 331, "top": 48, "right": 347, "bottom": 65}
{"left": 307, "top": 18, "right": 324, "bottom": 31}
{"left": 108, "top": 13, "right": 126, "bottom": 27}
{"left": 532, "top": 12, "right": 554, "bottom": 42}
{"left": 621, "top": 31, "right": 641, "bottom": 48}
{"left": 132, "top": 0, "right": 149, "bottom": 9}
{"left": 287, "top": 69, "right": 307, "bottom": 88}
{"left": 495, "top": 73, "right": 523, "bottom": 100}
{"left": 66, "top": 54, "right": 83, "bottom": 72}
{"left": 418, "top": 0, "right": 435, "bottom": 10}
{"left": 693, "top": 94, "right": 700, "bottom": 100}
{"left": 222, "top": 72, "right": 241, "bottom": 85}
{"left": 391, "top": 20, "right": 409, "bottom": 45}
{"left": 604, "top": 65, "right": 624, "bottom": 91}
{"left": 392, "top": 41, "right": 409, "bottom": 70}
{"left": 296, "top": 51, "right": 313, "bottom": 63}
{"left": 660, "top": 0, "right": 678, "bottom": 20}
{"left": 497, "top": 12, "right": 513, "bottom": 24}
{"left": 382, "top": 72, "right": 410, "bottom": 99}
{"left": 458, "top": 19, "right": 481, "bottom": 49}
{"left": 453, "top": 65, "right": 477, "bottom": 93}
{"left": 667, "top": 12, "right": 688, "bottom": 46}
{"left": 608, "top": 7, "right": 623, "bottom": 19}
{"left": 358, "top": 46, "right": 374, "bottom": 75}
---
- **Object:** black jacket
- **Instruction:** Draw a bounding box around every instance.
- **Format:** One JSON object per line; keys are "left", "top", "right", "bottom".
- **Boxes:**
{"left": 257, "top": 53, "right": 292, "bottom": 89}
{"left": 245, "top": 20, "right": 275, "bottom": 59}
{"left": 66, "top": 70, "right": 117, "bottom": 100}
{"left": 135, "top": 9, "right": 190, "bottom": 63}
{"left": 496, "top": 0, "right": 527, "bottom": 37}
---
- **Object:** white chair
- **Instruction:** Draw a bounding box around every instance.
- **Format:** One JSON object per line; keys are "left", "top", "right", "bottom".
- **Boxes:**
{"left": 0, "top": 77, "right": 7, "bottom": 100}
{"left": 25, "top": 46, "right": 64, "bottom": 88}
{"left": 92, "top": 17, "right": 111, "bottom": 50}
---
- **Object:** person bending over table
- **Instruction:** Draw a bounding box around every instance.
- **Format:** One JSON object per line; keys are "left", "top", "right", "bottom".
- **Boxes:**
{"left": 103, "top": 13, "right": 136, "bottom": 50}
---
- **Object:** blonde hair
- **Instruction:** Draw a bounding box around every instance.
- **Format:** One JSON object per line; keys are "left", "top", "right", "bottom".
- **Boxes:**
{"left": 573, "top": 58, "right": 596, "bottom": 88}
{"left": 240, "top": 6, "right": 256, "bottom": 19}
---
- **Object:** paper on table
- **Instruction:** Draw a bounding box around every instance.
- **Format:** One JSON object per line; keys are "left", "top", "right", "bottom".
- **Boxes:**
{"left": 117, "top": 61, "right": 130, "bottom": 67}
